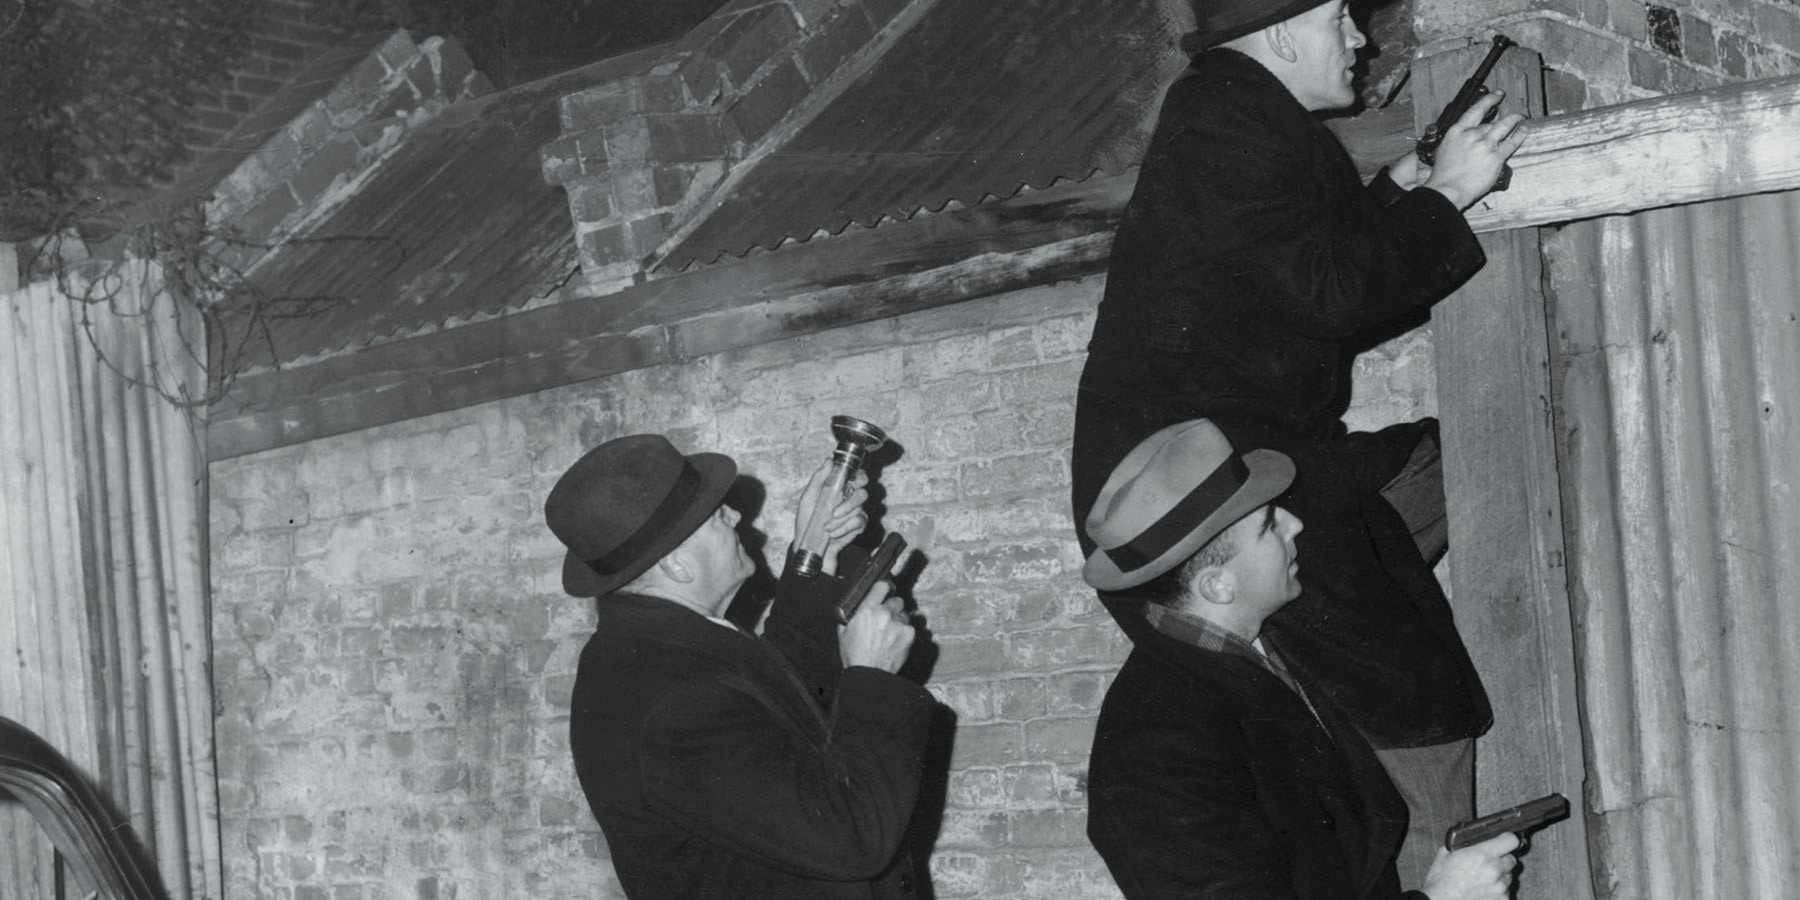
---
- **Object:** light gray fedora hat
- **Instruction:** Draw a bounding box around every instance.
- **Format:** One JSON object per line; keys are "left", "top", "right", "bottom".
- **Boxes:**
{"left": 1082, "top": 419, "right": 1294, "bottom": 591}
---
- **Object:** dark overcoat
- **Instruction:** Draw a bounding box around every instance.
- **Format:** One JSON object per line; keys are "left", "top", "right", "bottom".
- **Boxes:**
{"left": 1087, "top": 622, "right": 1424, "bottom": 900}
{"left": 569, "top": 588, "right": 932, "bottom": 899}
{"left": 1073, "top": 48, "right": 1491, "bottom": 747}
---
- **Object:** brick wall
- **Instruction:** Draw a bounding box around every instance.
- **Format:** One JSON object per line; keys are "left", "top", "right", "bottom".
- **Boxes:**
{"left": 187, "top": 0, "right": 367, "bottom": 151}
{"left": 1417, "top": 0, "right": 1800, "bottom": 112}
{"left": 541, "top": 0, "right": 924, "bottom": 292}
{"left": 206, "top": 31, "right": 487, "bottom": 271}
{"left": 209, "top": 275, "right": 1436, "bottom": 899}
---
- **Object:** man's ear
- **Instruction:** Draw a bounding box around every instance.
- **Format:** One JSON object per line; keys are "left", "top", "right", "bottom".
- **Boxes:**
{"left": 656, "top": 552, "right": 696, "bottom": 585}
{"left": 1189, "top": 565, "right": 1236, "bottom": 607}
{"left": 1263, "top": 20, "right": 1298, "bottom": 63}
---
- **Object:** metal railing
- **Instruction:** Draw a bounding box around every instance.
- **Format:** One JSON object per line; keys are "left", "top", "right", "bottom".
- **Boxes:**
{"left": 0, "top": 716, "right": 164, "bottom": 900}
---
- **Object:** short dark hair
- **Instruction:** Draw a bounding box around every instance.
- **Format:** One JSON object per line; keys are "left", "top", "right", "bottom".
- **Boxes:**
{"left": 1118, "top": 521, "right": 1245, "bottom": 608}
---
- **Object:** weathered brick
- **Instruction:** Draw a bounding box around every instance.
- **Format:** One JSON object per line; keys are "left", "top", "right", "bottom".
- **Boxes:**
{"left": 1009, "top": 807, "right": 1087, "bottom": 847}
{"left": 603, "top": 116, "right": 653, "bottom": 165}
{"left": 931, "top": 853, "right": 1027, "bottom": 899}
{"left": 423, "top": 36, "right": 476, "bottom": 99}
{"left": 566, "top": 179, "right": 615, "bottom": 224}
{"left": 929, "top": 634, "right": 1008, "bottom": 678}
{"left": 786, "top": 0, "right": 839, "bottom": 28}
{"left": 1683, "top": 15, "right": 1717, "bottom": 69}
{"left": 1606, "top": 0, "right": 1648, "bottom": 40}
{"left": 799, "top": 5, "right": 875, "bottom": 80}
{"left": 579, "top": 222, "right": 633, "bottom": 269}
{"left": 539, "top": 795, "right": 581, "bottom": 826}
{"left": 962, "top": 539, "right": 1067, "bottom": 584}
{"left": 1647, "top": 5, "right": 1682, "bottom": 56}
{"left": 947, "top": 722, "right": 1024, "bottom": 769}
{"left": 936, "top": 809, "right": 1009, "bottom": 849}
{"left": 554, "top": 131, "right": 606, "bottom": 182}
{"left": 1025, "top": 717, "right": 1099, "bottom": 764}
{"left": 233, "top": 186, "right": 301, "bottom": 243}
{"left": 945, "top": 767, "right": 1004, "bottom": 808}
{"left": 652, "top": 166, "right": 699, "bottom": 208}
{"left": 720, "top": 5, "right": 803, "bottom": 86}
{"left": 1013, "top": 847, "right": 1121, "bottom": 898}
{"left": 677, "top": 53, "right": 725, "bottom": 106}
{"left": 1045, "top": 671, "right": 1110, "bottom": 716}
{"left": 930, "top": 585, "right": 1060, "bottom": 635}
{"left": 724, "top": 58, "right": 810, "bottom": 145}
{"left": 646, "top": 114, "right": 726, "bottom": 161}
{"left": 1752, "top": 4, "right": 1800, "bottom": 55}
{"left": 1007, "top": 626, "right": 1125, "bottom": 671}
{"left": 961, "top": 452, "right": 1065, "bottom": 499}
{"left": 561, "top": 83, "right": 640, "bottom": 132}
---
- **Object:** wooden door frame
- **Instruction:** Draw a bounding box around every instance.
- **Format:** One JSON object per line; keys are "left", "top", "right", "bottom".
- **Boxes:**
{"left": 1414, "top": 42, "right": 1800, "bottom": 900}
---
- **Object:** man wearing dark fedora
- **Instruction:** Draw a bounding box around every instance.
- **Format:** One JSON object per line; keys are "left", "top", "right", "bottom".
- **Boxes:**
{"left": 1071, "top": 0, "right": 1527, "bottom": 886}
{"left": 545, "top": 434, "right": 930, "bottom": 899}
{"left": 1084, "top": 419, "right": 1519, "bottom": 900}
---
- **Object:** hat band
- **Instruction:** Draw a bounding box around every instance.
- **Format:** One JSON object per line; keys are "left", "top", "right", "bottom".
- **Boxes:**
{"left": 584, "top": 461, "right": 710, "bottom": 576}
{"left": 1104, "top": 455, "right": 1251, "bottom": 573}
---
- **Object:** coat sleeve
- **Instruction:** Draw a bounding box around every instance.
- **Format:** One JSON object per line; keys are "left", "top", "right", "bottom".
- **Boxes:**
{"left": 637, "top": 665, "right": 933, "bottom": 881}
{"left": 1088, "top": 720, "right": 1305, "bottom": 899}
{"left": 1167, "top": 100, "right": 1484, "bottom": 341}
{"left": 760, "top": 561, "right": 855, "bottom": 708}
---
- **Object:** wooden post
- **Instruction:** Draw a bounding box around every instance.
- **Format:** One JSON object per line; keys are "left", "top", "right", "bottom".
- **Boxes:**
{"left": 1412, "top": 40, "right": 1595, "bottom": 899}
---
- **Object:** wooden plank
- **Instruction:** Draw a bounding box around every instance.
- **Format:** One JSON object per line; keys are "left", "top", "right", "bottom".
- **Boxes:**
{"left": 206, "top": 175, "right": 1127, "bottom": 459}
{"left": 1415, "top": 42, "right": 1595, "bottom": 899}
{"left": 1466, "top": 72, "right": 1800, "bottom": 233}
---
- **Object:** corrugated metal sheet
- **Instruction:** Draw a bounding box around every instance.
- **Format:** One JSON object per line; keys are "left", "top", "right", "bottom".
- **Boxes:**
{"left": 659, "top": 0, "right": 1189, "bottom": 270}
{"left": 1547, "top": 189, "right": 1800, "bottom": 899}
{"left": 0, "top": 273, "right": 98, "bottom": 900}
{"left": 224, "top": 50, "right": 667, "bottom": 368}
{"left": 0, "top": 264, "right": 217, "bottom": 898}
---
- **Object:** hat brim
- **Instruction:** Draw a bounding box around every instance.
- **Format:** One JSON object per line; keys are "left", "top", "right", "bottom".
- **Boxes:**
{"left": 561, "top": 452, "right": 738, "bottom": 598}
{"left": 1082, "top": 448, "right": 1296, "bottom": 591}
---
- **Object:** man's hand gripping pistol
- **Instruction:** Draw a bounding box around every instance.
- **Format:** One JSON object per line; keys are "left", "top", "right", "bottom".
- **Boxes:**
{"left": 1417, "top": 34, "right": 1517, "bottom": 191}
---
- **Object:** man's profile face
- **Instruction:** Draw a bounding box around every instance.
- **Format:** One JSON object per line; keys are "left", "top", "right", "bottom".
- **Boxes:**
{"left": 1283, "top": 0, "right": 1366, "bottom": 111}
{"left": 683, "top": 503, "right": 756, "bottom": 608}
{"left": 1220, "top": 504, "right": 1305, "bottom": 611}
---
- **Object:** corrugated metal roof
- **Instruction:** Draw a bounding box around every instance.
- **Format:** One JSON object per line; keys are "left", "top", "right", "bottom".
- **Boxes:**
{"left": 659, "top": 0, "right": 1188, "bottom": 270}
{"left": 226, "top": 46, "right": 667, "bottom": 368}
{"left": 1548, "top": 189, "right": 1800, "bottom": 899}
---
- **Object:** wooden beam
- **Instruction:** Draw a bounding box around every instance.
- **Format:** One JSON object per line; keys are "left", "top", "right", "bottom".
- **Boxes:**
{"left": 1466, "top": 72, "right": 1800, "bottom": 233}
{"left": 206, "top": 174, "right": 1129, "bottom": 460}
{"left": 1415, "top": 42, "right": 1595, "bottom": 900}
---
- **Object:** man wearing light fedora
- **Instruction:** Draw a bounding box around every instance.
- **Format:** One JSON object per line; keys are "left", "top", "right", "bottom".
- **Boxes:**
{"left": 546, "top": 434, "right": 930, "bottom": 899}
{"left": 1084, "top": 419, "right": 1519, "bottom": 900}
{"left": 1072, "top": 0, "right": 1528, "bottom": 885}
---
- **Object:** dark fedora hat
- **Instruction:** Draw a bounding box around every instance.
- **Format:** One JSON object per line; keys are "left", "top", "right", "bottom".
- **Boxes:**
{"left": 1188, "top": 0, "right": 1334, "bottom": 51}
{"left": 544, "top": 434, "right": 738, "bottom": 597}
{"left": 1083, "top": 419, "right": 1294, "bottom": 591}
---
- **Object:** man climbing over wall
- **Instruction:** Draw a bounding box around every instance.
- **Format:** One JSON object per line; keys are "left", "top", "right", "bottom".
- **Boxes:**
{"left": 1070, "top": 0, "right": 1526, "bottom": 886}
{"left": 545, "top": 434, "right": 930, "bottom": 899}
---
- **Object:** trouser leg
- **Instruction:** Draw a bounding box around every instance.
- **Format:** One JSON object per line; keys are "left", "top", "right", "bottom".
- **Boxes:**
{"left": 1374, "top": 737, "right": 1475, "bottom": 892}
